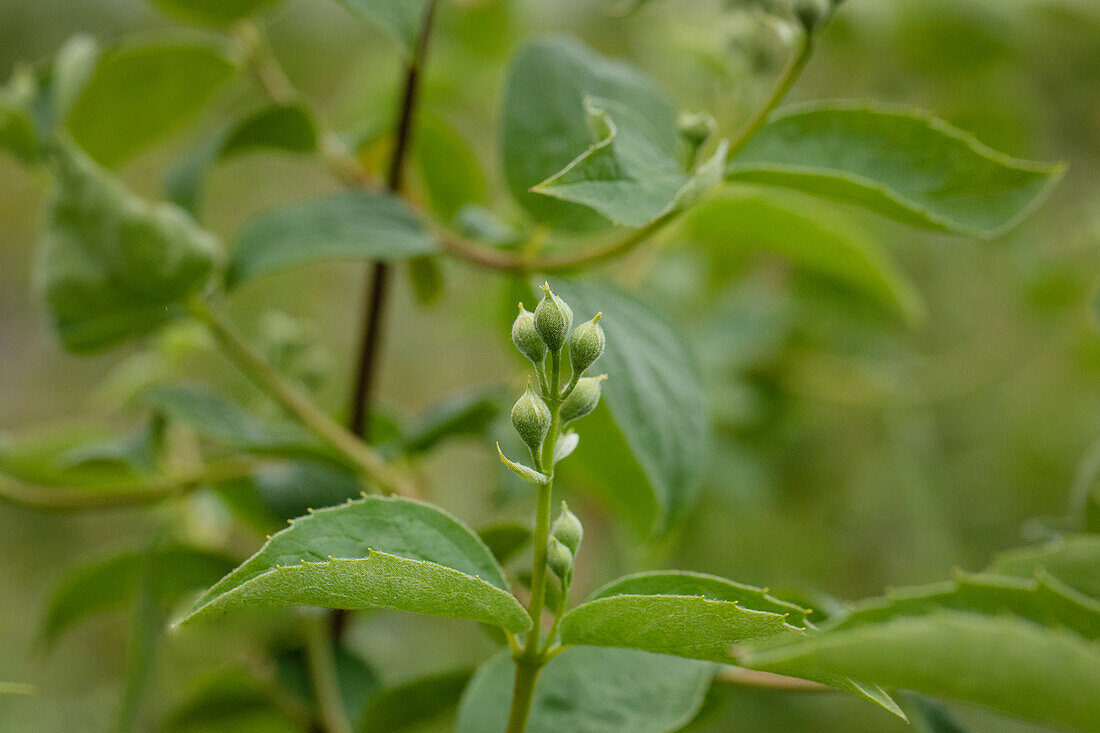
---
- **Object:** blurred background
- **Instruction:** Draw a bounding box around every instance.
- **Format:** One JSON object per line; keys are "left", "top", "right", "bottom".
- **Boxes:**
{"left": 2, "top": 0, "right": 1100, "bottom": 730}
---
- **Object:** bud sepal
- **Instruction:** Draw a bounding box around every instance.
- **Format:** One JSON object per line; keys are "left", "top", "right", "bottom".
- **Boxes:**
{"left": 534, "top": 282, "right": 574, "bottom": 353}
{"left": 511, "top": 381, "right": 552, "bottom": 457}
{"left": 560, "top": 374, "right": 608, "bottom": 424}
{"left": 568, "top": 312, "right": 605, "bottom": 378}
{"left": 512, "top": 302, "right": 547, "bottom": 366}
{"left": 551, "top": 502, "right": 583, "bottom": 555}
{"left": 546, "top": 536, "right": 574, "bottom": 580}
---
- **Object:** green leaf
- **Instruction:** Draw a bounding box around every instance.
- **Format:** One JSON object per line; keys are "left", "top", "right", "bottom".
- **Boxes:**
{"left": 679, "top": 189, "right": 925, "bottom": 323}
{"left": 42, "top": 545, "right": 235, "bottom": 645}
{"left": 901, "top": 693, "right": 970, "bottom": 733}
{"left": 276, "top": 644, "right": 380, "bottom": 724}
{"left": 67, "top": 42, "right": 236, "bottom": 167}
{"left": 147, "top": 0, "right": 282, "bottom": 25}
{"left": 986, "top": 534, "right": 1100, "bottom": 599}
{"left": 0, "top": 424, "right": 146, "bottom": 486}
{"left": 534, "top": 96, "right": 727, "bottom": 227}
{"left": 726, "top": 102, "right": 1064, "bottom": 238}
{"left": 336, "top": 0, "right": 427, "bottom": 53}
{"left": 477, "top": 523, "right": 532, "bottom": 566}
{"left": 501, "top": 37, "right": 679, "bottom": 231}
{"left": 829, "top": 570, "right": 1100, "bottom": 640}
{"left": 226, "top": 191, "right": 435, "bottom": 288}
{"left": 37, "top": 144, "right": 220, "bottom": 352}
{"left": 562, "top": 572, "right": 808, "bottom": 662}
{"left": 181, "top": 495, "right": 530, "bottom": 632}
{"left": 392, "top": 388, "right": 502, "bottom": 457}
{"left": 222, "top": 459, "right": 363, "bottom": 524}
{"left": 163, "top": 667, "right": 303, "bottom": 733}
{"left": 357, "top": 668, "right": 473, "bottom": 733}
{"left": 142, "top": 383, "right": 325, "bottom": 458}
{"left": 455, "top": 648, "right": 713, "bottom": 733}
{"left": 58, "top": 419, "right": 162, "bottom": 474}
{"left": 414, "top": 115, "right": 487, "bottom": 223}
{"left": 551, "top": 279, "right": 709, "bottom": 534}
{"left": 740, "top": 611, "right": 1100, "bottom": 732}
{"left": 166, "top": 103, "right": 317, "bottom": 214}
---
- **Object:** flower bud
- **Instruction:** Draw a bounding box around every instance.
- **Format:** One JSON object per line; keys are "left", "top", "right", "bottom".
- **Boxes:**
{"left": 534, "top": 282, "right": 573, "bottom": 352}
{"left": 794, "top": 0, "right": 830, "bottom": 33}
{"left": 560, "top": 374, "right": 607, "bottom": 424}
{"left": 551, "top": 502, "right": 583, "bottom": 555}
{"left": 547, "top": 536, "right": 574, "bottom": 580}
{"left": 677, "top": 111, "right": 717, "bottom": 150}
{"left": 569, "top": 313, "right": 605, "bottom": 377}
{"left": 511, "top": 303, "right": 546, "bottom": 366}
{"left": 511, "top": 382, "right": 551, "bottom": 456}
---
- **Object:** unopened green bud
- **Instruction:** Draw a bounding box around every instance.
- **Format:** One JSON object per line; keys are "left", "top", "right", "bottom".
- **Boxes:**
{"left": 560, "top": 374, "right": 607, "bottom": 424}
{"left": 677, "top": 111, "right": 717, "bottom": 149}
{"left": 569, "top": 313, "right": 605, "bottom": 377}
{"left": 547, "top": 536, "right": 574, "bottom": 579}
{"left": 534, "top": 282, "right": 573, "bottom": 352}
{"left": 794, "top": 0, "right": 830, "bottom": 32}
{"left": 511, "top": 303, "right": 546, "bottom": 365}
{"left": 511, "top": 382, "right": 551, "bottom": 455}
{"left": 551, "top": 502, "right": 583, "bottom": 555}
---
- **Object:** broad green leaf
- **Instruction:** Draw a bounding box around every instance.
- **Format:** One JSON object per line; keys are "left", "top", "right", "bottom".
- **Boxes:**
{"left": 477, "top": 523, "right": 532, "bottom": 566}
{"left": 226, "top": 191, "right": 435, "bottom": 288}
{"left": 551, "top": 279, "right": 709, "bottom": 534}
{"left": 501, "top": 37, "right": 679, "bottom": 231}
{"left": 986, "top": 534, "right": 1100, "bottom": 599}
{"left": 67, "top": 42, "right": 236, "bottom": 167}
{"left": 223, "top": 459, "right": 362, "bottom": 524}
{"left": 166, "top": 103, "right": 317, "bottom": 214}
{"left": 829, "top": 570, "right": 1100, "bottom": 640}
{"left": 181, "top": 495, "right": 530, "bottom": 632}
{"left": 726, "top": 102, "right": 1064, "bottom": 238}
{"left": 455, "top": 647, "right": 713, "bottom": 733}
{"left": 679, "top": 189, "right": 925, "bottom": 323}
{"left": 163, "top": 668, "right": 303, "bottom": 733}
{"left": 901, "top": 693, "right": 970, "bottom": 733}
{"left": 561, "top": 574, "right": 807, "bottom": 663}
{"left": 37, "top": 144, "right": 219, "bottom": 352}
{"left": 391, "top": 388, "right": 502, "bottom": 456}
{"left": 414, "top": 115, "right": 487, "bottom": 223}
{"left": 58, "top": 419, "right": 162, "bottom": 474}
{"left": 740, "top": 611, "right": 1100, "bottom": 732}
{"left": 336, "top": 0, "right": 427, "bottom": 53}
{"left": 357, "top": 668, "right": 473, "bottom": 733}
{"left": 533, "top": 97, "right": 728, "bottom": 227}
{"left": 142, "top": 383, "right": 325, "bottom": 458}
{"left": 0, "top": 424, "right": 147, "bottom": 487}
{"left": 42, "top": 545, "right": 235, "bottom": 644}
{"left": 148, "top": 0, "right": 282, "bottom": 25}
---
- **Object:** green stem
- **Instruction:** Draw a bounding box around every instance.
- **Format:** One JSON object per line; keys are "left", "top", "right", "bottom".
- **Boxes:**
{"left": 190, "top": 298, "right": 412, "bottom": 496}
{"left": 727, "top": 33, "right": 813, "bottom": 158}
{"left": 505, "top": 659, "right": 543, "bottom": 733}
{"left": 302, "top": 612, "right": 353, "bottom": 733}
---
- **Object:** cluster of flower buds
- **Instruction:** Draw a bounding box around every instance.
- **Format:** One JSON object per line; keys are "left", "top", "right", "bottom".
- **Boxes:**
{"left": 547, "top": 502, "right": 583, "bottom": 580}
{"left": 498, "top": 283, "right": 607, "bottom": 483}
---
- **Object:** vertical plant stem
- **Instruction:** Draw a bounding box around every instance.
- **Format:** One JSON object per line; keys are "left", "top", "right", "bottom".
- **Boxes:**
{"left": 505, "top": 659, "right": 543, "bottom": 733}
{"left": 348, "top": 0, "right": 440, "bottom": 438}
{"left": 303, "top": 612, "right": 353, "bottom": 733}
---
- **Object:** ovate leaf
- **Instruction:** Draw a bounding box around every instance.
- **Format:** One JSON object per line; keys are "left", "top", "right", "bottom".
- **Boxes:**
{"left": 181, "top": 495, "right": 530, "bottom": 632}
{"left": 562, "top": 572, "right": 809, "bottom": 662}
{"left": 829, "top": 570, "right": 1100, "bottom": 640}
{"left": 986, "top": 534, "right": 1100, "bottom": 599}
{"left": 42, "top": 545, "right": 235, "bottom": 645}
{"left": 227, "top": 191, "right": 435, "bottom": 288}
{"left": 166, "top": 103, "right": 317, "bottom": 214}
{"left": 37, "top": 144, "right": 219, "bottom": 352}
{"left": 148, "top": 0, "right": 283, "bottom": 25}
{"left": 357, "top": 668, "right": 473, "bottom": 733}
{"left": 501, "top": 37, "right": 678, "bottom": 231}
{"left": 551, "top": 279, "right": 709, "bottom": 534}
{"left": 740, "top": 612, "right": 1100, "bottom": 732}
{"left": 679, "top": 189, "right": 925, "bottom": 323}
{"left": 67, "top": 42, "right": 236, "bottom": 167}
{"left": 455, "top": 648, "right": 713, "bottom": 733}
{"left": 532, "top": 96, "right": 727, "bottom": 227}
{"left": 726, "top": 102, "right": 1064, "bottom": 238}
{"left": 336, "top": 0, "right": 428, "bottom": 53}
{"left": 414, "top": 115, "right": 487, "bottom": 223}
{"left": 142, "top": 383, "right": 325, "bottom": 458}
